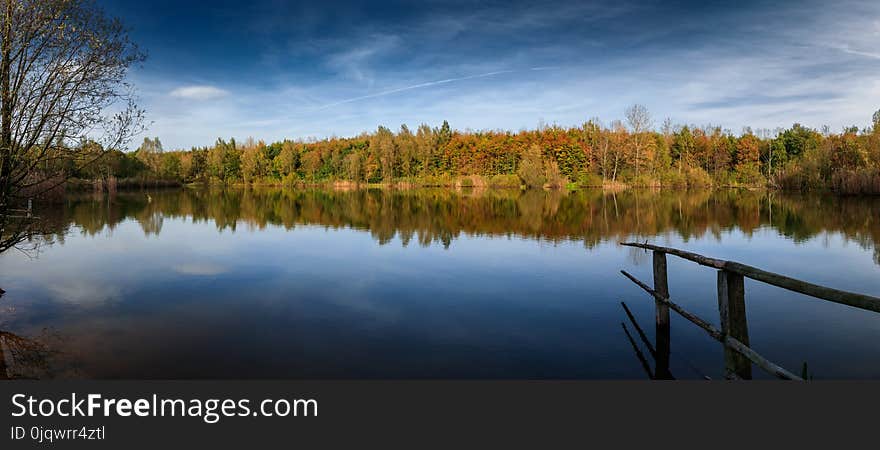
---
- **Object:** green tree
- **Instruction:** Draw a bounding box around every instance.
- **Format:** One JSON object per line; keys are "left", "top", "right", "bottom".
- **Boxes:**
{"left": 672, "top": 126, "right": 695, "bottom": 171}
{"left": 765, "top": 139, "right": 787, "bottom": 176}
{"left": 396, "top": 125, "right": 416, "bottom": 177}
{"left": 653, "top": 134, "right": 671, "bottom": 173}
{"left": 415, "top": 124, "right": 436, "bottom": 176}
{"left": 274, "top": 142, "right": 298, "bottom": 178}
{"left": 208, "top": 138, "right": 239, "bottom": 182}
{"left": 343, "top": 152, "right": 362, "bottom": 182}
{"left": 437, "top": 120, "right": 452, "bottom": 147}
{"left": 136, "top": 137, "right": 163, "bottom": 175}
{"left": 781, "top": 124, "right": 820, "bottom": 159}
{"left": 829, "top": 132, "right": 868, "bottom": 170}
{"left": 241, "top": 140, "right": 269, "bottom": 183}
{"left": 374, "top": 126, "right": 396, "bottom": 181}
{"left": 300, "top": 150, "right": 322, "bottom": 180}
{"left": 160, "top": 153, "right": 181, "bottom": 179}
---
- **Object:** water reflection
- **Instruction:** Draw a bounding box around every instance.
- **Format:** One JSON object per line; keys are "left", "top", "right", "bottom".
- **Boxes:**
{"left": 0, "top": 290, "right": 78, "bottom": 379}
{"left": 0, "top": 187, "right": 879, "bottom": 379}
{"left": 22, "top": 187, "right": 880, "bottom": 262}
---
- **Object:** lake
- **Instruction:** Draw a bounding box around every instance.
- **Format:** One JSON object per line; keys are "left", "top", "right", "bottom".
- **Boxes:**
{"left": 1, "top": 187, "right": 879, "bottom": 379}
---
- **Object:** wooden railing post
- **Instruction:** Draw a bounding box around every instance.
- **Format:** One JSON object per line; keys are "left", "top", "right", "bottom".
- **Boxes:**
{"left": 718, "top": 270, "right": 751, "bottom": 379}
{"left": 653, "top": 251, "right": 672, "bottom": 379}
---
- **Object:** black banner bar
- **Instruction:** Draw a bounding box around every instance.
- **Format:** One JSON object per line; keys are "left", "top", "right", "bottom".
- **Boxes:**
{"left": 1, "top": 381, "right": 874, "bottom": 448}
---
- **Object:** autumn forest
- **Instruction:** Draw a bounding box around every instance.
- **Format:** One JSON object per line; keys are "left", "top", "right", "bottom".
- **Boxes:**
{"left": 66, "top": 106, "right": 880, "bottom": 195}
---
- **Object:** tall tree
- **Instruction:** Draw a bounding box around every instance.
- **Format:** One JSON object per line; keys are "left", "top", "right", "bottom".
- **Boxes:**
{"left": 437, "top": 120, "right": 452, "bottom": 147}
{"left": 273, "top": 141, "right": 298, "bottom": 178}
{"left": 374, "top": 126, "right": 395, "bottom": 182}
{"left": 672, "top": 126, "right": 695, "bottom": 172}
{"left": 735, "top": 134, "right": 761, "bottom": 169}
{"left": 625, "top": 104, "right": 652, "bottom": 177}
{"left": 136, "top": 137, "right": 163, "bottom": 174}
{"left": 414, "top": 123, "right": 435, "bottom": 176}
{"left": 395, "top": 124, "right": 416, "bottom": 178}
{"left": 0, "top": 0, "right": 144, "bottom": 204}
{"left": 240, "top": 138, "right": 268, "bottom": 183}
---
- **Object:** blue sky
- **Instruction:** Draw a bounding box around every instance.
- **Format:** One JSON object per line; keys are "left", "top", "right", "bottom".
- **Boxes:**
{"left": 100, "top": 0, "right": 880, "bottom": 149}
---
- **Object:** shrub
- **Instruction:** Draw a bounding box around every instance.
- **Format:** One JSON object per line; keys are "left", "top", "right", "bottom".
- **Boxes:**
{"left": 659, "top": 170, "right": 687, "bottom": 188}
{"left": 777, "top": 147, "right": 832, "bottom": 191}
{"left": 831, "top": 168, "right": 880, "bottom": 194}
{"left": 419, "top": 174, "right": 455, "bottom": 187}
{"left": 576, "top": 172, "right": 604, "bottom": 187}
{"left": 711, "top": 171, "right": 732, "bottom": 187}
{"left": 630, "top": 174, "right": 660, "bottom": 187}
{"left": 684, "top": 167, "right": 713, "bottom": 187}
{"left": 543, "top": 159, "right": 568, "bottom": 188}
{"left": 488, "top": 174, "right": 521, "bottom": 188}
{"left": 517, "top": 144, "right": 546, "bottom": 188}
{"left": 734, "top": 163, "right": 765, "bottom": 187}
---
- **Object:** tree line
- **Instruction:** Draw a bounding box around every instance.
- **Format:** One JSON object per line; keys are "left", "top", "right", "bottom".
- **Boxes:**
{"left": 73, "top": 107, "right": 880, "bottom": 194}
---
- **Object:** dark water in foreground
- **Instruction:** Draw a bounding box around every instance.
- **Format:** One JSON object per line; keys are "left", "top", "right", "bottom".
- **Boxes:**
{"left": 1, "top": 187, "right": 879, "bottom": 379}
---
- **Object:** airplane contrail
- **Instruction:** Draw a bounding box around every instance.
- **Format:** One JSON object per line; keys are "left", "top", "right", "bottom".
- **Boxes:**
{"left": 315, "top": 70, "right": 519, "bottom": 110}
{"left": 837, "top": 45, "right": 880, "bottom": 60}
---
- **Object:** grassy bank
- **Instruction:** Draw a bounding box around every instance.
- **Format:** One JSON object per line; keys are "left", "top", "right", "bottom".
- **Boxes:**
{"left": 67, "top": 166, "right": 880, "bottom": 196}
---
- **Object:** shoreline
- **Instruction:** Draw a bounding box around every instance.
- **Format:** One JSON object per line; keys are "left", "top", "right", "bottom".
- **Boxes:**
{"left": 55, "top": 177, "right": 873, "bottom": 197}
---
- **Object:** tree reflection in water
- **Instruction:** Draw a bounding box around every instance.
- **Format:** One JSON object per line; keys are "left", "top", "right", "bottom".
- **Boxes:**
{"left": 0, "top": 288, "right": 80, "bottom": 379}
{"left": 1, "top": 187, "right": 878, "bottom": 379}
{"left": 20, "top": 187, "right": 880, "bottom": 264}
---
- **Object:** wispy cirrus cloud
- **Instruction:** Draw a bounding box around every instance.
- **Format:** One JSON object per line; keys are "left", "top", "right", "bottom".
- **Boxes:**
{"left": 106, "top": 0, "right": 880, "bottom": 149}
{"left": 169, "top": 85, "right": 229, "bottom": 101}
{"left": 315, "top": 70, "right": 520, "bottom": 110}
{"left": 835, "top": 45, "right": 880, "bottom": 60}
{"left": 324, "top": 34, "right": 401, "bottom": 85}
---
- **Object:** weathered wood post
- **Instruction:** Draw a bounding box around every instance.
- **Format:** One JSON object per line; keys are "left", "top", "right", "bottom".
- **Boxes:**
{"left": 653, "top": 251, "right": 672, "bottom": 379}
{"left": 717, "top": 270, "right": 751, "bottom": 379}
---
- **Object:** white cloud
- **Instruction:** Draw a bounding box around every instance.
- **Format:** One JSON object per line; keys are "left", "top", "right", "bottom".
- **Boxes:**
{"left": 169, "top": 85, "right": 229, "bottom": 101}
{"left": 46, "top": 278, "right": 123, "bottom": 306}
{"left": 325, "top": 34, "right": 400, "bottom": 85}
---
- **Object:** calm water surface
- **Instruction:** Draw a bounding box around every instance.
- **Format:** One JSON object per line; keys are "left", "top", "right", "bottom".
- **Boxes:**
{"left": 1, "top": 187, "right": 879, "bottom": 379}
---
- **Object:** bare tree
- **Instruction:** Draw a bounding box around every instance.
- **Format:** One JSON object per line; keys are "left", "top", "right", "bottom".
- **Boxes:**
{"left": 0, "top": 0, "right": 144, "bottom": 206}
{"left": 625, "top": 104, "right": 652, "bottom": 178}
{"left": 609, "top": 120, "right": 627, "bottom": 182}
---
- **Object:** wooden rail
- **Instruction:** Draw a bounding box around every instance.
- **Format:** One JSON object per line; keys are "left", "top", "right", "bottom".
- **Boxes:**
{"left": 621, "top": 270, "right": 801, "bottom": 380}
{"left": 618, "top": 241, "right": 880, "bottom": 380}
{"left": 621, "top": 242, "right": 880, "bottom": 313}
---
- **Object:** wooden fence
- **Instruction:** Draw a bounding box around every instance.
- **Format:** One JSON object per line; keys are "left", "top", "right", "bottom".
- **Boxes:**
{"left": 619, "top": 242, "right": 880, "bottom": 380}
